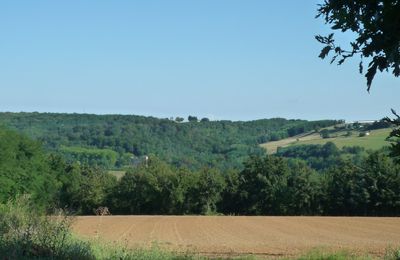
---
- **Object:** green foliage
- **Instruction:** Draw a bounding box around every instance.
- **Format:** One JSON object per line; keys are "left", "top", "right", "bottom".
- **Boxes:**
{"left": 284, "top": 161, "right": 322, "bottom": 215}
{"left": 47, "top": 155, "right": 118, "bottom": 214}
{"left": 0, "top": 112, "right": 338, "bottom": 170}
{"left": 90, "top": 243, "right": 207, "bottom": 260}
{"left": 325, "top": 161, "right": 369, "bottom": 215}
{"left": 0, "top": 196, "right": 94, "bottom": 259}
{"left": 316, "top": 0, "right": 400, "bottom": 90}
{"left": 385, "top": 247, "right": 400, "bottom": 260}
{"left": 192, "top": 168, "right": 226, "bottom": 215}
{"left": 385, "top": 109, "right": 400, "bottom": 162}
{"left": 237, "top": 156, "right": 290, "bottom": 215}
{"left": 290, "top": 249, "right": 373, "bottom": 260}
{"left": 59, "top": 146, "right": 119, "bottom": 169}
{"left": 277, "top": 142, "right": 350, "bottom": 171}
{"left": 365, "top": 119, "right": 392, "bottom": 131}
{"left": 363, "top": 152, "right": 400, "bottom": 215}
{"left": 320, "top": 129, "right": 330, "bottom": 139}
{"left": 187, "top": 115, "right": 198, "bottom": 122}
{"left": 175, "top": 117, "right": 184, "bottom": 123}
{"left": 2, "top": 122, "right": 399, "bottom": 217}
{"left": 109, "top": 157, "right": 226, "bottom": 215}
{"left": 0, "top": 127, "right": 57, "bottom": 209}
{"left": 109, "top": 157, "right": 184, "bottom": 214}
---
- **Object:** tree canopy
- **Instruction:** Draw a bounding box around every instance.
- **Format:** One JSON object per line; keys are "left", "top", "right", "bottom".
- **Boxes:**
{"left": 0, "top": 112, "right": 338, "bottom": 170}
{"left": 316, "top": 0, "right": 400, "bottom": 91}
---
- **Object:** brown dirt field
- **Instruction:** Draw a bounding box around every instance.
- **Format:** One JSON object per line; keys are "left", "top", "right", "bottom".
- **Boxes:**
{"left": 72, "top": 216, "right": 400, "bottom": 258}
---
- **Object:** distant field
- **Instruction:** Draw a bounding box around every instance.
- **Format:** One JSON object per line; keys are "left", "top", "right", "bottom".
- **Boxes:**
{"left": 108, "top": 170, "right": 126, "bottom": 180}
{"left": 261, "top": 128, "right": 392, "bottom": 154}
{"left": 73, "top": 216, "right": 400, "bottom": 258}
{"left": 292, "top": 128, "right": 391, "bottom": 150}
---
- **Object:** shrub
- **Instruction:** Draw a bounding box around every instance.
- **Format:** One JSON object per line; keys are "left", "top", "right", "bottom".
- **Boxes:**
{"left": 0, "top": 196, "right": 94, "bottom": 259}
{"left": 320, "top": 129, "right": 330, "bottom": 139}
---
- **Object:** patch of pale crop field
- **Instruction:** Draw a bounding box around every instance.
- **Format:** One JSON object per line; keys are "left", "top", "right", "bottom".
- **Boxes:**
{"left": 72, "top": 216, "right": 400, "bottom": 258}
{"left": 260, "top": 132, "right": 322, "bottom": 154}
{"left": 108, "top": 170, "right": 126, "bottom": 180}
{"left": 261, "top": 128, "right": 392, "bottom": 154}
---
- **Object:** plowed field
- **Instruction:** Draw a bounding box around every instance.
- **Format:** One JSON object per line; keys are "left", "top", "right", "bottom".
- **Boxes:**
{"left": 73, "top": 216, "right": 400, "bottom": 258}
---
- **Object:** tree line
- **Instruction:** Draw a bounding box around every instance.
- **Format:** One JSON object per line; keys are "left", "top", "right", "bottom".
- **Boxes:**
{"left": 1, "top": 126, "right": 399, "bottom": 216}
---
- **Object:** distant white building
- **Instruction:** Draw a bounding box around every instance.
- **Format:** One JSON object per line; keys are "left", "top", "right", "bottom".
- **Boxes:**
{"left": 345, "top": 120, "right": 377, "bottom": 125}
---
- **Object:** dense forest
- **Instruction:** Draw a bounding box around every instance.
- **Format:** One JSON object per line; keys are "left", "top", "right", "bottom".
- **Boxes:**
{"left": 0, "top": 112, "right": 338, "bottom": 170}
{"left": 1, "top": 122, "right": 399, "bottom": 216}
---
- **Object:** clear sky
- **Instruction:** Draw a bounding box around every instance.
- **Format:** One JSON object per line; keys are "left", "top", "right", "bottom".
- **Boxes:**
{"left": 1, "top": 1, "right": 398, "bottom": 121}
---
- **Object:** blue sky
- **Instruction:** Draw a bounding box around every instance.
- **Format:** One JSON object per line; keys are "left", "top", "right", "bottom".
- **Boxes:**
{"left": 1, "top": 1, "right": 398, "bottom": 121}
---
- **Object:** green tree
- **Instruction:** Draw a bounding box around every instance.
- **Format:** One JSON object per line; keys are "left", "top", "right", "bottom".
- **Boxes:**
{"left": 363, "top": 152, "right": 400, "bottom": 215}
{"left": 218, "top": 169, "right": 240, "bottom": 214}
{"left": 237, "top": 155, "right": 289, "bottom": 215}
{"left": 284, "top": 161, "right": 321, "bottom": 215}
{"left": 320, "top": 129, "right": 330, "bottom": 139}
{"left": 325, "top": 161, "right": 369, "bottom": 215}
{"left": 187, "top": 115, "right": 198, "bottom": 122}
{"left": 110, "top": 157, "right": 184, "bottom": 214}
{"left": 385, "top": 109, "right": 400, "bottom": 161}
{"left": 73, "top": 166, "right": 117, "bottom": 214}
{"left": 175, "top": 117, "right": 184, "bottom": 122}
{"left": 192, "top": 168, "right": 226, "bottom": 214}
{"left": 0, "top": 127, "right": 57, "bottom": 209}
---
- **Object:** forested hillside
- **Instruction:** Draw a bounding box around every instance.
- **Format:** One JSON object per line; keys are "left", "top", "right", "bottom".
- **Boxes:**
{"left": 0, "top": 112, "right": 338, "bottom": 170}
{"left": 1, "top": 124, "right": 399, "bottom": 216}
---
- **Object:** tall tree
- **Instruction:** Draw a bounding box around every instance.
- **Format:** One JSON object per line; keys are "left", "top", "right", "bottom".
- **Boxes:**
{"left": 284, "top": 161, "right": 321, "bottom": 215}
{"left": 0, "top": 127, "right": 57, "bottom": 209}
{"left": 237, "top": 155, "right": 289, "bottom": 215}
{"left": 325, "top": 161, "right": 369, "bottom": 215}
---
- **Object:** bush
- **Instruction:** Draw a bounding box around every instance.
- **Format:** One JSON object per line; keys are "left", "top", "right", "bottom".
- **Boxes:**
{"left": 320, "top": 129, "right": 330, "bottom": 139}
{"left": 0, "top": 196, "right": 94, "bottom": 259}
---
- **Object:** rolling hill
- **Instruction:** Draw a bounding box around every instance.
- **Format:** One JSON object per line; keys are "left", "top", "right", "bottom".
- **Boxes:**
{"left": 261, "top": 127, "right": 392, "bottom": 153}
{"left": 0, "top": 112, "right": 338, "bottom": 170}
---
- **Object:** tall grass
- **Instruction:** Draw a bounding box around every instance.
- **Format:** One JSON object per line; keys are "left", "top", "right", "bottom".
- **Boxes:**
{"left": 0, "top": 196, "right": 93, "bottom": 259}
{"left": 289, "top": 248, "right": 400, "bottom": 260}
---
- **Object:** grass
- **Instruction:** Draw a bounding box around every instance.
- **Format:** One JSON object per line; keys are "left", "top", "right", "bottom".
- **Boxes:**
{"left": 290, "top": 248, "right": 400, "bottom": 260}
{"left": 287, "top": 250, "right": 372, "bottom": 260}
{"left": 291, "top": 128, "right": 391, "bottom": 150}
{"left": 108, "top": 170, "right": 126, "bottom": 180}
{"left": 261, "top": 128, "right": 392, "bottom": 153}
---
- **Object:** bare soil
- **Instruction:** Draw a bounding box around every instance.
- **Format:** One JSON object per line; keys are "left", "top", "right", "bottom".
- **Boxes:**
{"left": 72, "top": 216, "right": 400, "bottom": 258}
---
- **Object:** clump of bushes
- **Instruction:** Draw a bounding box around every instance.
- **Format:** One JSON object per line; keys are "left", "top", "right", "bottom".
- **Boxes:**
{"left": 0, "top": 196, "right": 93, "bottom": 259}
